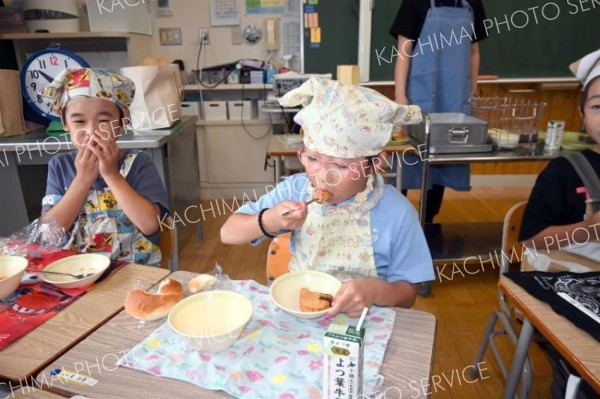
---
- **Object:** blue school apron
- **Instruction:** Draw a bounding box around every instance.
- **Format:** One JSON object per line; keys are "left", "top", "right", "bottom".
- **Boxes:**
{"left": 402, "top": 0, "right": 473, "bottom": 191}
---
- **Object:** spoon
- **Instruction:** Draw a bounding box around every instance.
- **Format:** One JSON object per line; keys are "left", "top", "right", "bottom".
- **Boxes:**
{"left": 40, "top": 270, "right": 96, "bottom": 279}
{"left": 281, "top": 197, "right": 320, "bottom": 216}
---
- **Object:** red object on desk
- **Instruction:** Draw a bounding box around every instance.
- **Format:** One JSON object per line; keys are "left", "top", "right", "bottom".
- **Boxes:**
{"left": 0, "top": 249, "right": 124, "bottom": 350}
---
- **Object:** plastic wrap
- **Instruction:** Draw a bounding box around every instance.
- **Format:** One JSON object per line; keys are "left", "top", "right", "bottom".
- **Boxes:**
{"left": 0, "top": 216, "right": 66, "bottom": 258}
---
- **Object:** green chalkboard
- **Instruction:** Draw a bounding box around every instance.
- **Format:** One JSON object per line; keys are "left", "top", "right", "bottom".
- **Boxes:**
{"left": 303, "top": 0, "right": 359, "bottom": 77}
{"left": 304, "top": 0, "right": 600, "bottom": 81}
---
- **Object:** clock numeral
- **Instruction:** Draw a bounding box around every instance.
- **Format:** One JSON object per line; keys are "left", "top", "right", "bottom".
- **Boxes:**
{"left": 49, "top": 55, "right": 58, "bottom": 66}
{"left": 64, "top": 59, "right": 69, "bottom": 68}
{"left": 37, "top": 95, "right": 43, "bottom": 104}
{"left": 29, "top": 70, "right": 40, "bottom": 79}
{"left": 30, "top": 82, "right": 37, "bottom": 90}
{"left": 37, "top": 59, "right": 46, "bottom": 69}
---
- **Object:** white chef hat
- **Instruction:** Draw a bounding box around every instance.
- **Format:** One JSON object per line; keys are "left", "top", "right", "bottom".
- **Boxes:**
{"left": 569, "top": 49, "right": 600, "bottom": 89}
{"left": 278, "top": 77, "right": 422, "bottom": 158}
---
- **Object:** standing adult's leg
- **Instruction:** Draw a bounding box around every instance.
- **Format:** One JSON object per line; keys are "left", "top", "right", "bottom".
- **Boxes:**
{"left": 425, "top": 184, "right": 445, "bottom": 223}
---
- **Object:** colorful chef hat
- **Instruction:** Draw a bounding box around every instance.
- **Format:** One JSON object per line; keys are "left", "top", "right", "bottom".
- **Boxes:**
{"left": 41, "top": 68, "right": 135, "bottom": 116}
{"left": 569, "top": 49, "right": 600, "bottom": 89}
{"left": 278, "top": 77, "right": 422, "bottom": 158}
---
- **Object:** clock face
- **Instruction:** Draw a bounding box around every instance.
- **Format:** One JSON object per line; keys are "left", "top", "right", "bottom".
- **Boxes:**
{"left": 21, "top": 49, "right": 89, "bottom": 120}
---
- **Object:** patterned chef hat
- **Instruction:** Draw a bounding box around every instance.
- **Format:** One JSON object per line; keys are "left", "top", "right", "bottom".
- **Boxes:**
{"left": 278, "top": 77, "right": 421, "bottom": 158}
{"left": 41, "top": 67, "right": 135, "bottom": 116}
{"left": 570, "top": 49, "right": 600, "bottom": 89}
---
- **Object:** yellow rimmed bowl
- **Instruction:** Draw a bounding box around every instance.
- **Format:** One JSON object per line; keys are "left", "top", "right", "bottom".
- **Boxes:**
{"left": 270, "top": 270, "right": 342, "bottom": 319}
{"left": 0, "top": 256, "right": 28, "bottom": 300}
{"left": 168, "top": 290, "right": 253, "bottom": 352}
{"left": 42, "top": 254, "right": 110, "bottom": 289}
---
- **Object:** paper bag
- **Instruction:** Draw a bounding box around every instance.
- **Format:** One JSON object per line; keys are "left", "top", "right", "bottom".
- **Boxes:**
{"left": 0, "top": 69, "right": 27, "bottom": 137}
{"left": 120, "top": 64, "right": 183, "bottom": 131}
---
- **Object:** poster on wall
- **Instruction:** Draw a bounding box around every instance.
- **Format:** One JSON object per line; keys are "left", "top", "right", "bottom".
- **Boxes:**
{"left": 246, "top": 0, "right": 286, "bottom": 15}
{"left": 210, "top": 0, "right": 241, "bottom": 26}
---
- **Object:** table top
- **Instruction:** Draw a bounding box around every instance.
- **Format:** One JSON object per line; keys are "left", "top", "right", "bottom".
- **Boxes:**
{"left": 520, "top": 247, "right": 600, "bottom": 273}
{"left": 425, "top": 144, "right": 566, "bottom": 164}
{"left": 499, "top": 276, "right": 600, "bottom": 392}
{"left": 37, "top": 271, "right": 437, "bottom": 399}
{"left": 0, "top": 263, "right": 169, "bottom": 382}
{"left": 0, "top": 116, "right": 196, "bottom": 152}
{"left": 267, "top": 134, "right": 413, "bottom": 156}
{"left": 10, "top": 388, "right": 67, "bottom": 398}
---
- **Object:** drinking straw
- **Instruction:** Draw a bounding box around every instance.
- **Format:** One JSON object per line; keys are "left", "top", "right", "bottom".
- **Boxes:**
{"left": 356, "top": 307, "right": 369, "bottom": 331}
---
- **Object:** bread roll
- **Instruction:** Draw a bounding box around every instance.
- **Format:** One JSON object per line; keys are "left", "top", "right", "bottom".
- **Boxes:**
{"left": 299, "top": 287, "right": 333, "bottom": 312}
{"left": 124, "top": 278, "right": 183, "bottom": 321}
{"left": 187, "top": 274, "right": 217, "bottom": 294}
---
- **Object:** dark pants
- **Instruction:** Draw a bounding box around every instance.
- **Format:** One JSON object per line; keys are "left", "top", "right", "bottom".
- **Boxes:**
{"left": 402, "top": 184, "right": 445, "bottom": 223}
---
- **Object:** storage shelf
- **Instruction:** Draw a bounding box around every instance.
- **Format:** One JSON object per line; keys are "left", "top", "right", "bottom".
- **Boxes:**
{"left": 0, "top": 32, "right": 151, "bottom": 40}
{"left": 185, "top": 84, "right": 272, "bottom": 91}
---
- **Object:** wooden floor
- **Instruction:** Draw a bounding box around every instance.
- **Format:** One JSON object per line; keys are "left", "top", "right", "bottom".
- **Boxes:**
{"left": 176, "top": 187, "right": 554, "bottom": 398}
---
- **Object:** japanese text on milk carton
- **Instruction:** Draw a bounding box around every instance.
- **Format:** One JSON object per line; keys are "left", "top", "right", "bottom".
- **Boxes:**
{"left": 323, "top": 324, "right": 365, "bottom": 399}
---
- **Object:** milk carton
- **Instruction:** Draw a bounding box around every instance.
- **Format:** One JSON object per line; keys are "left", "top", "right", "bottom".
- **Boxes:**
{"left": 323, "top": 323, "right": 365, "bottom": 399}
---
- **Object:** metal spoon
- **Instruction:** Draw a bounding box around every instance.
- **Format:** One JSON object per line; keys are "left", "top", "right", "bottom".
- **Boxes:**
{"left": 281, "top": 197, "right": 320, "bottom": 216}
{"left": 40, "top": 270, "right": 96, "bottom": 279}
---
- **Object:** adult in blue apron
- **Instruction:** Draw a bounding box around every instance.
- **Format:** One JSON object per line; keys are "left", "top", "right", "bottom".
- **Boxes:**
{"left": 401, "top": 0, "right": 474, "bottom": 222}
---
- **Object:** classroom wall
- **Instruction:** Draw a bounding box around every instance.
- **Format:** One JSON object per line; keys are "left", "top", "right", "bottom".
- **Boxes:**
{"left": 151, "top": 1, "right": 282, "bottom": 81}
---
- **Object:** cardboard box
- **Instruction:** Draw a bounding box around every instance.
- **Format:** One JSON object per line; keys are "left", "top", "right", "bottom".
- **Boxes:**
{"left": 323, "top": 324, "right": 364, "bottom": 399}
{"left": 202, "top": 101, "right": 228, "bottom": 121}
{"left": 228, "top": 100, "right": 255, "bottom": 120}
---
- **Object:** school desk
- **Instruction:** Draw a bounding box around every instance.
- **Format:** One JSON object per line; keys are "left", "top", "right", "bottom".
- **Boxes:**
{"left": 36, "top": 271, "right": 437, "bottom": 399}
{"left": 499, "top": 276, "right": 600, "bottom": 398}
{"left": 0, "top": 263, "right": 169, "bottom": 384}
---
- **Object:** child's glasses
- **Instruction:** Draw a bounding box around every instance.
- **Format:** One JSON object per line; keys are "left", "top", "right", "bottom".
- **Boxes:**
{"left": 297, "top": 149, "right": 365, "bottom": 176}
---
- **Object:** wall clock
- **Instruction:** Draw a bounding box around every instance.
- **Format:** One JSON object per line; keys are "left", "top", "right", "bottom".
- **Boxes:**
{"left": 20, "top": 47, "right": 89, "bottom": 121}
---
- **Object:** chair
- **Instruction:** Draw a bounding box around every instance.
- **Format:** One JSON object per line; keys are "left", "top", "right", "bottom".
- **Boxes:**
{"left": 266, "top": 232, "right": 292, "bottom": 284}
{"left": 471, "top": 201, "right": 533, "bottom": 398}
{"left": 159, "top": 216, "right": 177, "bottom": 272}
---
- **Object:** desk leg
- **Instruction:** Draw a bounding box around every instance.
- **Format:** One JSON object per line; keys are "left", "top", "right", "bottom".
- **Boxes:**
{"left": 0, "top": 153, "right": 29, "bottom": 235}
{"left": 503, "top": 318, "right": 534, "bottom": 399}
{"left": 274, "top": 155, "right": 282, "bottom": 182}
{"left": 419, "top": 159, "right": 429, "bottom": 227}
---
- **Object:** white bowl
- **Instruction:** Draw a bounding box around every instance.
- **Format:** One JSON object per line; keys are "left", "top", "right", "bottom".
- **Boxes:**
{"left": 168, "top": 290, "right": 253, "bottom": 352}
{"left": 0, "top": 256, "right": 28, "bottom": 300}
{"left": 270, "top": 270, "right": 342, "bottom": 319}
{"left": 42, "top": 254, "right": 110, "bottom": 289}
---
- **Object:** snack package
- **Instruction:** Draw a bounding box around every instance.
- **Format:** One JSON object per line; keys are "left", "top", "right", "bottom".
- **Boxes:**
{"left": 186, "top": 262, "right": 233, "bottom": 295}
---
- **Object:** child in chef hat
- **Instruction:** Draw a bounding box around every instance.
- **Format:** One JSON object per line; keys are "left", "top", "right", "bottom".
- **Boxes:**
{"left": 221, "top": 77, "right": 435, "bottom": 317}
{"left": 40, "top": 68, "right": 169, "bottom": 266}
{"left": 520, "top": 49, "right": 600, "bottom": 247}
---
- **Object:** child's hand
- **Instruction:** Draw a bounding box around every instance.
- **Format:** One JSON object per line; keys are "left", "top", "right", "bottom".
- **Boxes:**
{"left": 266, "top": 201, "right": 308, "bottom": 231}
{"left": 325, "top": 279, "right": 378, "bottom": 318}
{"left": 88, "top": 129, "right": 121, "bottom": 179}
{"left": 74, "top": 145, "right": 99, "bottom": 187}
